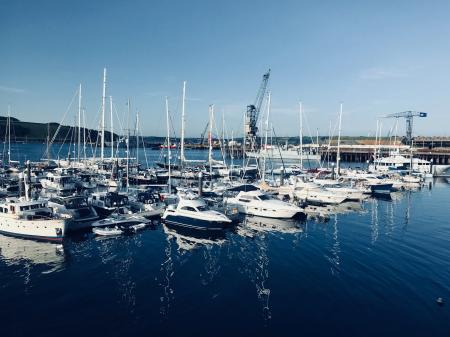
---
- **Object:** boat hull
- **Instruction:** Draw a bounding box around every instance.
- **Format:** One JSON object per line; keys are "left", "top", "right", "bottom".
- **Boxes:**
{"left": 0, "top": 218, "right": 65, "bottom": 241}
{"left": 162, "top": 214, "right": 229, "bottom": 231}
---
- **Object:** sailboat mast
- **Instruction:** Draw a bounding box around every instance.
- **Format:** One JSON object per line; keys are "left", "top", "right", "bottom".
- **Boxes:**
{"left": 78, "top": 83, "right": 82, "bottom": 162}
{"left": 126, "top": 99, "right": 130, "bottom": 189}
{"left": 299, "top": 101, "right": 303, "bottom": 169}
{"left": 230, "top": 130, "right": 234, "bottom": 179}
{"left": 7, "top": 105, "right": 11, "bottom": 165}
{"left": 180, "top": 81, "right": 186, "bottom": 164}
{"left": 262, "top": 92, "right": 271, "bottom": 181}
{"left": 208, "top": 104, "right": 214, "bottom": 177}
{"left": 135, "top": 111, "right": 139, "bottom": 166}
{"left": 165, "top": 97, "right": 171, "bottom": 194}
{"left": 110, "top": 96, "right": 113, "bottom": 160}
{"left": 101, "top": 68, "right": 107, "bottom": 161}
{"left": 336, "top": 102, "right": 343, "bottom": 176}
{"left": 83, "top": 108, "right": 86, "bottom": 160}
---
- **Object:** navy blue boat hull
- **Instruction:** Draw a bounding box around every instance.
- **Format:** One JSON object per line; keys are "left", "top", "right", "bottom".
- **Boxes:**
{"left": 163, "top": 215, "right": 229, "bottom": 231}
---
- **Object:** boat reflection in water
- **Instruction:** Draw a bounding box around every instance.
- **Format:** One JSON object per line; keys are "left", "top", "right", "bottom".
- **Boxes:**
{"left": 240, "top": 215, "right": 304, "bottom": 235}
{"left": 0, "top": 234, "right": 65, "bottom": 268}
{"left": 0, "top": 234, "right": 65, "bottom": 288}
{"left": 163, "top": 223, "right": 227, "bottom": 251}
{"left": 159, "top": 223, "right": 227, "bottom": 319}
{"left": 305, "top": 201, "right": 366, "bottom": 222}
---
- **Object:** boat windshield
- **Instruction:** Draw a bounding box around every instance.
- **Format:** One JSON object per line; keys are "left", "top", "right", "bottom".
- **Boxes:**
{"left": 258, "top": 194, "right": 272, "bottom": 201}
{"left": 65, "top": 198, "right": 88, "bottom": 209}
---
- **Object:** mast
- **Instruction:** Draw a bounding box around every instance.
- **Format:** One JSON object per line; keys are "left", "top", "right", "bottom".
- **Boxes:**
{"left": 208, "top": 104, "right": 214, "bottom": 177}
{"left": 82, "top": 108, "right": 86, "bottom": 160}
{"left": 222, "top": 111, "right": 225, "bottom": 152}
{"left": 135, "top": 111, "right": 139, "bottom": 166}
{"left": 180, "top": 81, "right": 186, "bottom": 164}
{"left": 110, "top": 96, "right": 113, "bottom": 160}
{"left": 336, "top": 102, "right": 343, "bottom": 176}
{"left": 78, "top": 83, "right": 82, "bottom": 162}
{"left": 7, "top": 105, "right": 11, "bottom": 165}
{"left": 299, "top": 101, "right": 303, "bottom": 169}
{"left": 165, "top": 96, "right": 172, "bottom": 194}
{"left": 126, "top": 98, "right": 130, "bottom": 189}
{"left": 46, "top": 122, "right": 50, "bottom": 164}
{"left": 101, "top": 68, "right": 107, "bottom": 161}
{"left": 262, "top": 92, "right": 271, "bottom": 181}
{"left": 230, "top": 130, "right": 234, "bottom": 179}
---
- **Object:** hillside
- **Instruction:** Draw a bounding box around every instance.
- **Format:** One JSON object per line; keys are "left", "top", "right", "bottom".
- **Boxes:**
{"left": 0, "top": 116, "right": 118, "bottom": 143}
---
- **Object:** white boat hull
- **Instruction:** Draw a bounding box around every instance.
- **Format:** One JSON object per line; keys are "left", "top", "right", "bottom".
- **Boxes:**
{"left": 0, "top": 217, "right": 65, "bottom": 241}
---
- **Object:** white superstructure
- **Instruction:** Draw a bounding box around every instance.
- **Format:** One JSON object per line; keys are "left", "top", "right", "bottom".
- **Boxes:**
{"left": 0, "top": 197, "right": 66, "bottom": 241}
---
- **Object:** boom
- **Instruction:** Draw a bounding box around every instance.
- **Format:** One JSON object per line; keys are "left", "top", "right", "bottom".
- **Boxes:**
{"left": 245, "top": 69, "right": 270, "bottom": 149}
{"left": 383, "top": 110, "right": 427, "bottom": 144}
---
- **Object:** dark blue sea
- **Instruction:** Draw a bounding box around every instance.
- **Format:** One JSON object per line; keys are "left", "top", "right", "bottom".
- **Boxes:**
{"left": 1, "top": 144, "right": 449, "bottom": 337}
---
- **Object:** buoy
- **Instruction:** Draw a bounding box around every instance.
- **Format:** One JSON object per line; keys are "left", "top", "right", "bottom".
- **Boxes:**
{"left": 436, "top": 297, "right": 444, "bottom": 306}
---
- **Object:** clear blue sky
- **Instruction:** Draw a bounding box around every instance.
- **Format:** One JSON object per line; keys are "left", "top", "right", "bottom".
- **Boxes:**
{"left": 1, "top": 0, "right": 450, "bottom": 137}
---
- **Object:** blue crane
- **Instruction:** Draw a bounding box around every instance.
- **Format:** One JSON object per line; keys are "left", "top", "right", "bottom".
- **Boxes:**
{"left": 383, "top": 111, "right": 427, "bottom": 144}
{"left": 245, "top": 69, "right": 270, "bottom": 149}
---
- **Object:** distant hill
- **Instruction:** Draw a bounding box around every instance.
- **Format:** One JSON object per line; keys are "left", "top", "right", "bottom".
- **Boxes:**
{"left": 0, "top": 116, "right": 118, "bottom": 143}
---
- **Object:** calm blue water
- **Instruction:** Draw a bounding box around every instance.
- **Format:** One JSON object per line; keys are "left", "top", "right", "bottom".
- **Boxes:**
{"left": 1, "top": 144, "right": 450, "bottom": 337}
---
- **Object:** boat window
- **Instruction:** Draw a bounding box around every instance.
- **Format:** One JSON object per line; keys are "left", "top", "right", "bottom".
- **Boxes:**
{"left": 93, "top": 196, "right": 96, "bottom": 200}
{"left": 196, "top": 205, "right": 208, "bottom": 212}
{"left": 10, "top": 206, "right": 15, "bottom": 213}
{"left": 181, "top": 206, "right": 196, "bottom": 212}
{"left": 238, "top": 199, "right": 250, "bottom": 203}
{"left": 258, "top": 195, "right": 271, "bottom": 200}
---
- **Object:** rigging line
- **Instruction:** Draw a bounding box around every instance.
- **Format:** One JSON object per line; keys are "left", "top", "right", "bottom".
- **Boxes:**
{"left": 56, "top": 125, "right": 73, "bottom": 158}
{"left": 302, "top": 108, "right": 316, "bottom": 144}
{"left": 139, "top": 127, "right": 149, "bottom": 169}
{"left": 321, "top": 113, "right": 339, "bottom": 168}
{"left": 45, "top": 88, "right": 78, "bottom": 158}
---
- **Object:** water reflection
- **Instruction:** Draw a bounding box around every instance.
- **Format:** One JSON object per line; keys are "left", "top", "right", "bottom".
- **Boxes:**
{"left": 159, "top": 224, "right": 227, "bottom": 318}
{"left": 235, "top": 223, "right": 271, "bottom": 323}
{"left": 96, "top": 235, "right": 137, "bottom": 311}
{"left": 241, "top": 216, "right": 304, "bottom": 234}
{"left": 330, "top": 214, "right": 341, "bottom": 275}
{"left": 0, "top": 235, "right": 65, "bottom": 290}
{"left": 159, "top": 230, "right": 175, "bottom": 318}
{"left": 163, "top": 224, "right": 227, "bottom": 251}
{"left": 0, "top": 234, "right": 65, "bottom": 269}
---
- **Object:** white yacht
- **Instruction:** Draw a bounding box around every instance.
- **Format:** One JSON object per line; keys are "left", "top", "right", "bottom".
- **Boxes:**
{"left": 91, "top": 212, "right": 149, "bottom": 229}
{"left": 162, "top": 195, "right": 232, "bottom": 230}
{"left": 369, "top": 153, "right": 450, "bottom": 176}
{"left": 40, "top": 172, "right": 76, "bottom": 192}
{"left": 294, "top": 186, "right": 347, "bottom": 205}
{"left": 226, "top": 190, "right": 304, "bottom": 219}
{"left": 0, "top": 197, "right": 67, "bottom": 241}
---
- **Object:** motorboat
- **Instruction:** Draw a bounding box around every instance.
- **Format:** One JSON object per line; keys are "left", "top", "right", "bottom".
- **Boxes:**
{"left": 0, "top": 197, "right": 67, "bottom": 241}
{"left": 162, "top": 194, "right": 232, "bottom": 230}
{"left": 91, "top": 212, "right": 149, "bottom": 229}
{"left": 369, "top": 152, "right": 450, "bottom": 176}
{"left": 226, "top": 190, "right": 305, "bottom": 219}
{"left": 294, "top": 186, "right": 347, "bottom": 205}
{"left": 48, "top": 195, "right": 99, "bottom": 231}
{"left": 88, "top": 191, "right": 129, "bottom": 218}
{"left": 92, "top": 226, "right": 123, "bottom": 236}
{"left": 40, "top": 172, "right": 76, "bottom": 192}
{"left": 130, "top": 223, "right": 147, "bottom": 231}
{"left": 128, "top": 191, "right": 166, "bottom": 217}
